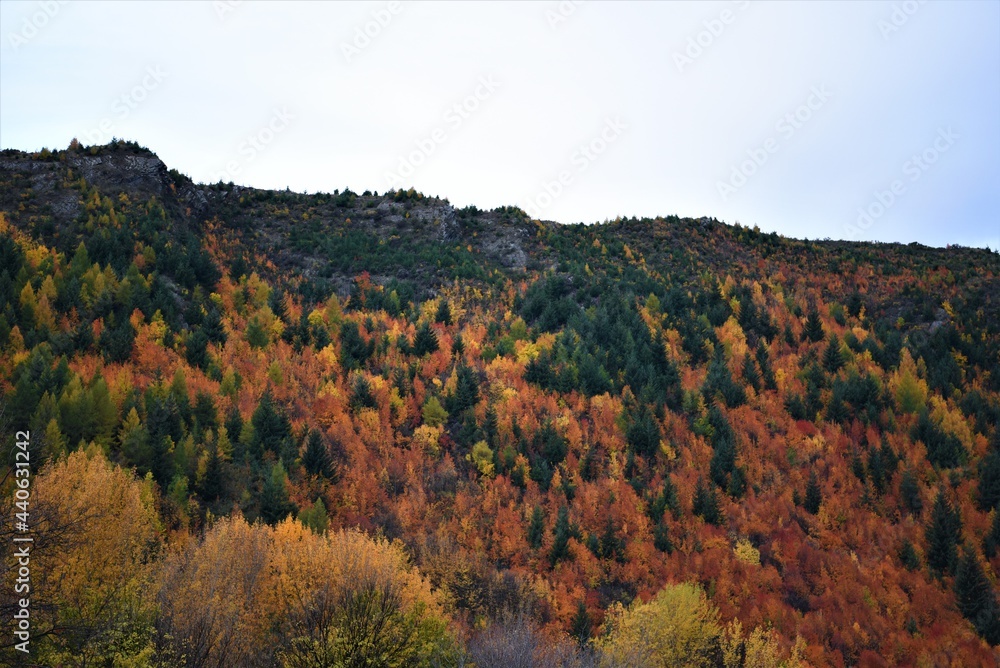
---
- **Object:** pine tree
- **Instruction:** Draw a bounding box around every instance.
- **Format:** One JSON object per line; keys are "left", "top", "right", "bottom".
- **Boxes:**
{"left": 339, "top": 320, "right": 373, "bottom": 370}
{"left": 413, "top": 321, "right": 439, "bottom": 356}
{"left": 250, "top": 389, "right": 292, "bottom": 459}
{"left": 703, "top": 349, "right": 746, "bottom": 408}
{"left": 198, "top": 445, "right": 224, "bottom": 502}
{"left": 192, "top": 391, "right": 218, "bottom": 434}
{"left": 900, "top": 469, "right": 923, "bottom": 515}
{"left": 926, "top": 490, "right": 962, "bottom": 576}
{"left": 570, "top": 601, "right": 592, "bottom": 645}
{"left": 978, "top": 448, "right": 1000, "bottom": 511}
{"left": 434, "top": 299, "right": 452, "bottom": 326}
{"left": 245, "top": 317, "right": 269, "bottom": 349}
{"left": 898, "top": 538, "right": 920, "bottom": 571}
{"left": 955, "top": 545, "right": 1000, "bottom": 644}
{"left": 709, "top": 432, "right": 736, "bottom": 492}
{"left": 653, "top": 521, "right": 673, "bottom": 553}
{"left": 823, "top": 334, "right": 845, "bottom": 373}
{"left": 483, "top": 405, "right": 499, "bottom": 447}
{"left": 527, "top": 506, "right": 545, "bottom": 549}
{"left": 755, "top": 340, "right": 777, "bottom": 390}
{"left": 599, "top": 515, "right": 624, "bottom": 562}
{"left": 550, "top": 505, "right": 571, "bottom": 565}
{"left": 627, "top": 406, "right": 661, "bottom": 458}
{"left": 349, "top": 375, "right": 378, "bottom": 412}
{"left": 803, "top": 308, "right": 824, "bottom": 342}
{"left": 449, "top": 362, "right": 480, "bottom": 414}
{"left": 649, "top": 478, "right": 680, "bottom": 522}
{"left": 693, "top": 477, "right": 722, "bottom": 526}
{"left": 984, "top": 511, "right": 1000, "bottom": 559}
{"left": 259, "top": 460, "right": 294, "bottom": 525}
{"left": 302, "top": 429, "right": 333, "bottom": 478}
{"left": 804, "top": 470, "right": 822, "bottom": 515}
{"left": 225, "top": 406, "right": 244, "bottom": 457}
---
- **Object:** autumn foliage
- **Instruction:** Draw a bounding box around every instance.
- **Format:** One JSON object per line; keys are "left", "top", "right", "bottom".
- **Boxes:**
{"left": 2, "top": 143, "right": 1000, "bottom": 665}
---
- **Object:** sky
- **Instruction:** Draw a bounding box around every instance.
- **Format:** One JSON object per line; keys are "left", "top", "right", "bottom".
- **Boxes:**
{"left": 1, "top": 0, "right": 998, "bottom": 249}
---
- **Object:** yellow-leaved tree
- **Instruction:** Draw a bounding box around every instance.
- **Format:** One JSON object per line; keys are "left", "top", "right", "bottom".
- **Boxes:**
{"left": 156, "top": 515, "right": 457, "bottom": 667}
{"left": 599, "top": 582, "right": 723, "bottom": 667}
{"left": 890, "top": 348, "right": 928, "bottom": 414}
{"left": 2, "top": 448, "right": 163, "bottom": 666}
{"left": 598, "top": 582, "right": 801, "bottom": 668}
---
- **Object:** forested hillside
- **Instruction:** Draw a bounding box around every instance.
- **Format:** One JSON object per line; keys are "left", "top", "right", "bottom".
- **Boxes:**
{"left": 2, "top": 140, "right": 999, "bottom": 666}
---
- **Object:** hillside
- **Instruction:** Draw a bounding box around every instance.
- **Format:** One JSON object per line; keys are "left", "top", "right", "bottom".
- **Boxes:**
{"left": 1, "top": 140, "right": 999, "bottom": 666}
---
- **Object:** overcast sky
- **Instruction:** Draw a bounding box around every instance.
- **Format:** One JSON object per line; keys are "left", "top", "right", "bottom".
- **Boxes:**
{"left": 1, "top": 0, "right": 997, "bottom": 248}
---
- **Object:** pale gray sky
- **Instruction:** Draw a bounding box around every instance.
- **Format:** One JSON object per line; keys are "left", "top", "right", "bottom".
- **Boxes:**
{"left": 1, "top": 0, "right": 998, "bottom": 248}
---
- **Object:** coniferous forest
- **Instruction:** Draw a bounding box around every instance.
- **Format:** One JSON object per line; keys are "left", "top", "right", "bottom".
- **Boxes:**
{"left": 2, "top": 140, "right": 1000, "bottom": 666}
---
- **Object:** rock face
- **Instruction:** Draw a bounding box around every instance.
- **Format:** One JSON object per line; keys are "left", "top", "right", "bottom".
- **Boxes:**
{"left": 0, "top": 142, "right": 543, "bottom": 293}
{"left": 67, "top": 153, "right": 171, "bottom": 199}
{"left": 1, "top": 149, "right": 171, "bottom": 201}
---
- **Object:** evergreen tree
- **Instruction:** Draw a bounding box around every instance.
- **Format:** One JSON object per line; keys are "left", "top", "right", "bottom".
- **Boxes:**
{"left": 755, "top": 340, "right": 777, "bottom": 390}
{"left": 898, "top": 538, "right": 920, "bottom": 571}
{"left": 259, "top": 460, "right": 294, "bottom": 524}
{"left": 955, "top": 545, "right": 1000, "bottom": 644}
{"left": 599, "top": 515, "right": 625, "bottom": 562}
{"left": 339, "top": 320, "right": 373, "bottom": 370}
{"left": 198, "top": 445, "right": 224, "bottom": 502}
{"left": 448, "top": 362, "right": 480, "bottom": 414}
{"left": 692, "top": 477, "right": 722, "bottom": 526}
{"left": 250, "top": 389, "right": 292, "bottom": 459}
{"left": 413, "top": 321, "right": 439, "bottom": 356}
{"left": 627, "top": 406, "right": 661, "bottom": 458}
{"left": 186, "top": 328, "right": 209, "bottom": 369}
{"left": 653, "top": 521, "right": 673, "bottom": 553}
{"left": 926, "top": 490, "right": 962, "bottom": 576}
{"left": 434, "top": 299, "right": 452, "bottom": 326}
{"left": 527, "top": 505, "right": 545, "bottom": 549}
{"left": 245, "top": 317, "right": 269, "bottom": 349}
{"left": 823, "top": 334, "right": 845, "bottom": 373}
{"left": 550, "top": 505, "right": 572, "bottom": 565}
{"left": 192, "top": 391, "right": 218, "bottom": 434}
{"left": 703, "top": 349, "right": 746, "bottom": 408}
{"left": 225, "top": 406, "right": 244, "bottom": 456}
{"left": 978, "top": 448, "right": 1000, "bottom": 511}
{"left": 900, "top": 469, "right": 923, "bottom": 515}
{"left": 349, "top": 375, "right": 378, "bottom": 412}
{"left": 804, "top": 470, "right": 822, "bottom": 515}
{"left": 913, "top": 409, "right": 965, "bottom": 469}
{"left": 483, "top": 405, "right": 499, "bottom": 447}
{"left": 302, "top": 429, "right": 333, "bottom": 478}
{"left": 570, "top": 601, "right": 592, "bottom": 645}
{"left": 649, "top": 478, "right": 680, "bottom": 522}
{"left": 803, "top": 308, "right": 824, "bottom": 342}
{"left": 984, "top": 511, "right": 1000, "bottom": 559}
